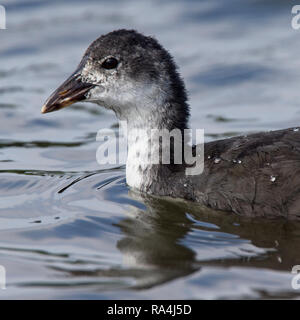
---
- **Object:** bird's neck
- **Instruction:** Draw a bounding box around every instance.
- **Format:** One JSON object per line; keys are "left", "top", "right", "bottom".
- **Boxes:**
{"left": 118, "top": 100, "right": 189, "bottom": 192}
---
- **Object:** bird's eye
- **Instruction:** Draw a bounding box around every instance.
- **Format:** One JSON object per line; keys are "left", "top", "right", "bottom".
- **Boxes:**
{"left": 101, "top": 57, "right": 118, "bottom": 69}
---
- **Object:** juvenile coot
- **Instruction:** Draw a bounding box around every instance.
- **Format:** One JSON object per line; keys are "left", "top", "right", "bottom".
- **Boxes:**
{"left": 41, "top": 29, "right": 300, "bottom": 220}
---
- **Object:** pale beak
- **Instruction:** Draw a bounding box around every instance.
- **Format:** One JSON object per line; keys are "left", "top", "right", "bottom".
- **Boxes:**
{"left": 41, "top": 72, "right": 95, "bottom": 114}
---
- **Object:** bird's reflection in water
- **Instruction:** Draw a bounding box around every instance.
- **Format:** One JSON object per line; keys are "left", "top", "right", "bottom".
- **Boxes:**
{"left": 114, "top": 192, "right": 200, "bottom": 289}
{"left": 61, "top": 193, "right": 201, "bottom": 289}
{"left": 112, "top": 189, "right": 300, "bottom": 289}
{"left": 45, "top": 173, "right": 300, "bottom": 291}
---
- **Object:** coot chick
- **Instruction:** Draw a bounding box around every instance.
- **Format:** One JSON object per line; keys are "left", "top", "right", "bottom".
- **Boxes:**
{"left": 41, "top": 29, "right": 300, "bottom": 220}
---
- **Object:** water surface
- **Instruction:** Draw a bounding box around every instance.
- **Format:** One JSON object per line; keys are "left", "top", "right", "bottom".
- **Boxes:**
{"left": 0, "top": 0, "right": 300, "bottom": 299}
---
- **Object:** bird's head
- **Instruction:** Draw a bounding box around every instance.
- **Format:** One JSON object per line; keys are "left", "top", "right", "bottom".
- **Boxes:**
{"left": 42, "top": 29, "right": 188, "bottom": 129}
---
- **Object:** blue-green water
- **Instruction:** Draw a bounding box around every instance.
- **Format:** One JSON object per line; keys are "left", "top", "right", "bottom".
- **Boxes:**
{"left": 0, "top": 0, "right": 300, "bottom": 299}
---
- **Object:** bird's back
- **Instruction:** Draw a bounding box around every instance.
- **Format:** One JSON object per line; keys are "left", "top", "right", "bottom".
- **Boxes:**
{"left": 186, "top": 128, "right": 300, "bottom": 219}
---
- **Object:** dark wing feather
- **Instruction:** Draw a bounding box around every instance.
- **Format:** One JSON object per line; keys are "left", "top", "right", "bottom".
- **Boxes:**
{"left": 190, "top": 128, "right": 300, "bottom": 219}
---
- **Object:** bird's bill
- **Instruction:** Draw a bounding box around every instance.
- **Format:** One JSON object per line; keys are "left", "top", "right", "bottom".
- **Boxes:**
{"left": 41, "top": 73, "right": 95, "bottom": 114}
